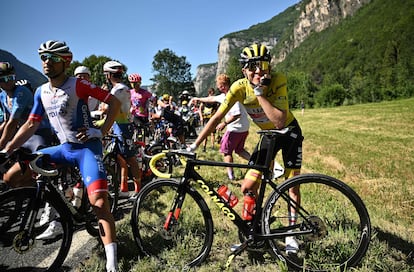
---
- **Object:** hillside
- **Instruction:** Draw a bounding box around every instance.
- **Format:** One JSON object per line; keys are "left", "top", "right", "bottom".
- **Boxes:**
{"left": 196, "top": 0, "right": 413, "bottom": 108}
{"left": 0, "top": 49, "right": 47, "bottom": 88}
{"left": 277, "top": 0, "right": 414, "bottom": 106}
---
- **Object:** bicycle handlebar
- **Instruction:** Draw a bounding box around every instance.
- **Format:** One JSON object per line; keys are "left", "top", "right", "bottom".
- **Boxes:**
{"left": 149, "top": 152, "right": 172, "bottom": 179}
{"left": 0, "top": 149, "right": 59, "bottom": 176}
{"left": 149, "top": 149, "right": 195, "bottom": 179}
{"left": 29, "top": 153, "right": 59, "bottom": 177}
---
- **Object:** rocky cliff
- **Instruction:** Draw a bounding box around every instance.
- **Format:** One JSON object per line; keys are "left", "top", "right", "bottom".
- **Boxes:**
{"left": 194, "top": 0, "right": 370, "bottom": 94}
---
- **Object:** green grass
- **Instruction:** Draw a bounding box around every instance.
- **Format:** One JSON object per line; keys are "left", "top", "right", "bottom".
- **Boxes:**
{"left": 78, "top": 98, "right": 414, "bottom": 272}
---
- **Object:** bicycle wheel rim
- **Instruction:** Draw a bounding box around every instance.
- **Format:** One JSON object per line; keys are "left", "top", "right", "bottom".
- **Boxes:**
{"left": 131, "top": 179, "right": 213, "bottom": 269}
{"left": 263, "top": 174, "right": 371, "bottom": 271}
{"left": 0, "top": 188, "right": 72, "bottom": 271}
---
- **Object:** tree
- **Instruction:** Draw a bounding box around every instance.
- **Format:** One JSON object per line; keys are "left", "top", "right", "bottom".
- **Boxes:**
{"left": 151, "top": 49, "right": 194, "bottom": 98}
{"left": 225, "top": 56, "right": 244, "bottom": 83}
{"left": 69, "top": 55, "right": 118, "bottom": 87}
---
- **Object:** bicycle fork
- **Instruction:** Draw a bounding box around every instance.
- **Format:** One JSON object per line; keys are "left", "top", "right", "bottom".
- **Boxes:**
{"left": 163, "top": 188, "right": 185, "bottom": 231}
{"left": 13, "top": 179, "right": 46, "bottom": 253}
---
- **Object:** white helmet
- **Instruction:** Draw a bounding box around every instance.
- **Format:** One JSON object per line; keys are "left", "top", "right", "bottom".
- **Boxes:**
{"left": 38, "top": 40, "right": 73, "bottom": 62}
{"left": 74, "top": 66, "right": 91, "bottom": 76}
{"left": 103, "top": 61, "right": 124, "bottom": 73}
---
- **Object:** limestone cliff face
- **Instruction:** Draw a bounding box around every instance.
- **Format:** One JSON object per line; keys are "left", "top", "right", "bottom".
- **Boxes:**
{"left": 194, "top": 0, "right": 370, "bottom": 93}
{"left": 193, "top": 63, "right": 217, "bottom": 96}
{"left": 293, "top": 0, "right": 370, "bottom": 47}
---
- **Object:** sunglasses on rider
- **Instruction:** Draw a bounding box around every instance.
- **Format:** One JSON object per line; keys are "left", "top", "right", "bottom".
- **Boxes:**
{"left": 0, "top": 74, "right": 16, "bottom": 83}
{"left": 40, "top": 53, "right": 65, "bottom": 63}
{"left": 244, "top": 61, "right": 269, "bottom": 71}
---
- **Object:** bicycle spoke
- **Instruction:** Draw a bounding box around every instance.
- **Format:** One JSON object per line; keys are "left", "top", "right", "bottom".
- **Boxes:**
{"left": 264, "top": 174, "right": 370, "bottom": 271}
{"left": 0, "top": 188, "right": 72, "bottom": 271}
{"left": 131, "top": 179, "right": 213, "bottom": 270}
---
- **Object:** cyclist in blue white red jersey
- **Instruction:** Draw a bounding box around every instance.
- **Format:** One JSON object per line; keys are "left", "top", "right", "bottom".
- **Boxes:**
{"left": 103, "top": 61, "right": 141, "bottom": 200}
{"left": 1, "top": 40, "right": 121, "bottom": 272}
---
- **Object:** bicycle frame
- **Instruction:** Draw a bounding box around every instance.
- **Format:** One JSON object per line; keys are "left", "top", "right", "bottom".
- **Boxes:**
{"left": 155, "top": 132, "right": 312, "bottom": 245}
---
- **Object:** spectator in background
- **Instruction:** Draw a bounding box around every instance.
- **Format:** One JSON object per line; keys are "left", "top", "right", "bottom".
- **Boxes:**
{"left": 198, "top": 87, "right": 220, "bottom": 151}
{"left": 74, "top": 65, "right": 100, "bottom": 111}
{"left": 191, "top": 74, "right": 250, "bottom": 180}
{"left": 128, "top": 73, "right": 152, "bottom": 127}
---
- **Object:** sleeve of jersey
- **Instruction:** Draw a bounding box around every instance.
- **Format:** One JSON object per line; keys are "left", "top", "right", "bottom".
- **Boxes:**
{"left": 28, "top": 88, "right": 45, "bottom": 123}
{"left": 11, "top": 88, "right": 33, "bottom": 120}
{"left": 270, "top": 73, "right": 289, "bottom": 111}
{"left": 76, "top": 79, "right": 112, "bottom": 103}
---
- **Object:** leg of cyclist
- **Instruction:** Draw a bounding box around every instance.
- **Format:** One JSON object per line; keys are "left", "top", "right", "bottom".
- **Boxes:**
{"left": 117, "top": 154, "right": 130, "bottom": 198}
{"left": 76, "top": 141, "right": 118, "bottom": 271}
{"left": 39, "top": 142, "right": 119, "bottom": 271}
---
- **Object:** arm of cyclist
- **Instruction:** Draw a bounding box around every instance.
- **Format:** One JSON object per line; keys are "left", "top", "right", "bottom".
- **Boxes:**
{"left": 2, "top": 119, "right": 40, "bottom": 155}
{"left": 97, "top": 95, "right": 121, "bottom": 136}
{"left": 0, "top": 118, "right": 20, "bottom": 150}
{"left": 188, "top": 110, "right": 225, "bottom": 151}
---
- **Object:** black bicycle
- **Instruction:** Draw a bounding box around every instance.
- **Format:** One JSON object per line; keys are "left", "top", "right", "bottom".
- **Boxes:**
{"left": 0, "top": 149, "right": 100, "bottom": 271}
{"left": 102, "top": 134, "right": 174, "bottom": 212}
{"left": 130, "top": 129, "right": 371, "bottom": 271}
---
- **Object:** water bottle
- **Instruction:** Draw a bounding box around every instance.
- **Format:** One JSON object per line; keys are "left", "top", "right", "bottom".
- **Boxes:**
{"left": 72, "top": 186, "right": 83, "bottom": 208}
{"left": 242, "top": 192, "right": 256, "bottom": 221}
{"left": 217, "top": 185, "right": 238, "bottom": 208}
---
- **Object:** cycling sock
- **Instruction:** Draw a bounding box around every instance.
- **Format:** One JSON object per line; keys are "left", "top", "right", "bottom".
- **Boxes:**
{"left": 104, "top": 242, "right": 118, "bottom": 272}
{"left": 134, "top": 179, "right": 141, "bottom": 193}
{"left": 120, "top": 177, "right": 128, "bottom": 192}
{"left": 288, "top": 212, "right": 297, "bottom": 225}
{"left": 227, "top": 170, "right": 234, "bottom": 180}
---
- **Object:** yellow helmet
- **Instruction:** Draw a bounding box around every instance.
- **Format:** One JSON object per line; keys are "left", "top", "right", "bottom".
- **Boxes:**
{"left": 239, "top": 43, "right": 271, "bottom": 69}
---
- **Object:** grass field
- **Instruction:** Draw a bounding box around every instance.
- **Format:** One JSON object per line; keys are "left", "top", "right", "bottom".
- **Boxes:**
{"left": 80, "top": 98, "right": 414, "bottom": 272}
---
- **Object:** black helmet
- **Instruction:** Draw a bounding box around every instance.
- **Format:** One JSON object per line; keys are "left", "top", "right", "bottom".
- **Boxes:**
{"left": 0, "top": 62, "right": 15, "bottom": 76}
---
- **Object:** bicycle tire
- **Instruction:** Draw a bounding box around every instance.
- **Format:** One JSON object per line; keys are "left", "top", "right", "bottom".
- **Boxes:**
{"left": 0, "top": 187, "right": 73, "bottom": 271}
{"left": 103, "top": 153, "right": 120, "bottom": 213}
{"left": 262, "top": 173, "right": 371, "bottom": 271}
{"left": 130, "top": 179, "right": 214, "bottom": 269}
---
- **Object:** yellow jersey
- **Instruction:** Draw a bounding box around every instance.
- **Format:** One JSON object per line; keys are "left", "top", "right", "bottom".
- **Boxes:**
{"left": 218, "top": 73, "right": 295, "bottom": 130}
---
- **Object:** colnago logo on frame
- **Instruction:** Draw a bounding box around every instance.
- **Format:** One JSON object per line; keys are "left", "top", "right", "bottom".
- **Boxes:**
{"left": 196, "top": 179, "right": 236, "bottom": 220}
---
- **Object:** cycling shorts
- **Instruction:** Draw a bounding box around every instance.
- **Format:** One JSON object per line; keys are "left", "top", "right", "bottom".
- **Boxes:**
{"left": 112, "top": 122, "right": 138, "bottom": 158}
{"left": 38, "top": 139, "right": 108, "bottom": 195}
{"left": 246, "top": 119, "right": 303, "bottom": 182}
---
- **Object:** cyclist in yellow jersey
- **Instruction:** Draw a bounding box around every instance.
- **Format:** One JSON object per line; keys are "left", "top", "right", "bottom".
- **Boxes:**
{"left": 188, "top": 43, "right": 303, "bottom": 253}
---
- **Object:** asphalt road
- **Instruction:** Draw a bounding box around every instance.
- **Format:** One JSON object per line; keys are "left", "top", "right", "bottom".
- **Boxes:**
{"left": 62, "top": 197, "right": 133, "bottom": 271}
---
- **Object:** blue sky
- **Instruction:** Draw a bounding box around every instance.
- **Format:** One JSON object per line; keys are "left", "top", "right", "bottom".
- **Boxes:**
{"left": 2, "top": 0, "right": 300, "bottom": 86}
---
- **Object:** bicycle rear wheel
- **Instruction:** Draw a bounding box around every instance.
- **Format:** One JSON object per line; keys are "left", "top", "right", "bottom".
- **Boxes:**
{"left": 131, "top": 179, "right": 214, "bottom": 269}
{"left": 0, "top": 187, "right": 73, "bottom": 271}
{"left": 263, "top": 173, "right": 371, "bottom": 271}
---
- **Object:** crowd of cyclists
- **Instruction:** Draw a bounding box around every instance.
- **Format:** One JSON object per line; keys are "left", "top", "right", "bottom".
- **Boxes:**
{"left": 0, "top": 40, "right": 303, "bottom": 271}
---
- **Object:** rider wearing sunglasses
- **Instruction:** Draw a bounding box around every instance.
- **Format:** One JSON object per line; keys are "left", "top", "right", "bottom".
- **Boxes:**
{"left": 1, "top": 40, "right": 121, "bottom": 272}
{"left": 188, "top": 43, "right": 304, "bottom": 254}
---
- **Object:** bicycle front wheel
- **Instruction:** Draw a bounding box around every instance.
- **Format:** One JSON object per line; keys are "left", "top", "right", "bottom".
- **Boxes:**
{"left": 130, "top": 179, "right": 214, "bottom": 269}
{"left": 263, "top": 173, "right": 371, "bottom": 271}
{"left": 0, "top": 187, "right": 73, "bottom": 271}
